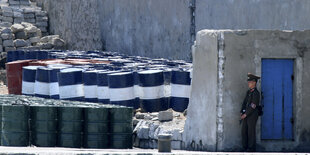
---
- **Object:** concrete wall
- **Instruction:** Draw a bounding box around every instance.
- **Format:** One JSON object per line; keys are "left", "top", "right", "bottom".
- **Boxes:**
{"left": 98, "top": 0, "right": 192, "bottom": 60}
{"left": 38, "top": 0, "right": 310, "bottom": 60}
{"left": 38, "top": 0, "right": 102, "bottom": 51}
{"left": 184, "top": 29, "right": 310, "bottom": 151}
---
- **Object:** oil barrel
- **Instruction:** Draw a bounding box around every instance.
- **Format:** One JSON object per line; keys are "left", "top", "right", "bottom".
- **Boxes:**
{"left": 30, "top": 105, "right": 57, "bottom": 147}
{"left": 1, "top": 104, "right": 29, "bottom": 146}
{"left": 57, "top": 105, "right": 83, "bottom": 148}
{"left": 83, "top": 106, "right": 109, "bottom": 148}
{"left": 22, "top": 66, "right": 41, "bottom": 96}
{"left": 96, "top": 71, "right": 118, "bottom": 104}
{"left": 24, "top": 51, "right": 37, "bottom": 60}
{"left": 58, "top": 68, "right": 84, "bottom": 101}
{"left": 34, "top": 67, "right": 51, "bottom": 98}
{"left": 109, "top": 107, "right": 133, "bottom": 149}
{"left": 170, "top": 70, "right": 191, "bottom": 112}
{"left": 108, "top": 72, "right": 135, "bottom": 108}
{"left": 83, "top": 70, "right": 98, "bottom": 103}
{"left": 47, "top": 64, "right": 71, "bottom": 99}
{"left": 6, "top": 60, "right": 31, "bottom": 94}
{"left": 138, "top": 70, "right": 167, "bottom": 112}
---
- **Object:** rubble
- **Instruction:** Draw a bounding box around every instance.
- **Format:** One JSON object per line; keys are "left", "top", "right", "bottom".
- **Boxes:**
{"left": 133, "top": 109, "right": 186, "bottom": 150}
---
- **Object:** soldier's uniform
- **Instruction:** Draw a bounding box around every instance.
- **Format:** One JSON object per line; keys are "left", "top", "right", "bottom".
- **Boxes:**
{"left": 240, "top": 73, "right": 260, "bottom": 152}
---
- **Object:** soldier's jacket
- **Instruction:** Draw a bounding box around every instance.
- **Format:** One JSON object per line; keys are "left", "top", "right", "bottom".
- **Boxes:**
{"left": 240, "top": 87, "right": 260, "bottom": 117}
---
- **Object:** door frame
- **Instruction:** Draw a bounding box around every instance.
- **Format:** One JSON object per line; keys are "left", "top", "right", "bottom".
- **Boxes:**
{"left": 254, "top": 55, "right": 302, "bottom": 149}
{"left": 260, "top": 58, "right": 294, "bottom": 140}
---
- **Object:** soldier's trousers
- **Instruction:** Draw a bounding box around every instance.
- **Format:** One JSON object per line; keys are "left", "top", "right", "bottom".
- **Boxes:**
{"left": 241, "top": 112, "right": 258, "bottom": 151}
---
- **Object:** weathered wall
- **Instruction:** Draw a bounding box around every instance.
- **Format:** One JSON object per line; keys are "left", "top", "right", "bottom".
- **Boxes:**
{"left": 183, "top": 30, "right": 218, "bottom": 151}
{"left": 186, "top": 29, "right": 310, "bottom": 151}
{"left": 98, "top": 0, "right": 192, "bottom": 60}
{"left": 196, "top": 0, "right": 310, "bottom": 30}
{"left": 38, "top": 0, "right": 102, "bottom": 51}
{"left": 39, "top": 0, "right": 310, "bottom": 60}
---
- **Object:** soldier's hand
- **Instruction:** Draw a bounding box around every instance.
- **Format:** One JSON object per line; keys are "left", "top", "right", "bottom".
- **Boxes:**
{"left": 241, "top": 114, "right": 247, "bottom": 119}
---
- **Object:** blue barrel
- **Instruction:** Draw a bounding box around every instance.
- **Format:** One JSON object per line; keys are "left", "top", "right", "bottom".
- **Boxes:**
{"left": 108, "top": 72, "right": 135, "bottom": 108}
{"left": 58, "top": 68, "right": 84, "bottom": 101}
{"left": 36, "top": 51, "right": 49, "bottom": 60}
{"left": 34, "top": 67, "right": 51, "bottom": 98}
{"left": 96, "top": 71, "right": 117, "bottom": 104}
{"left": 24, "top": 51, "right": 37, "bottom": 60}
{"left": 22, "top": 66, "right": 41, "bottom": 96}
{"left": 138, "top": 70, "right": 167, "bottom": 112}
{"left": 7, "top": 51, "right": 24, "bottom": 62}
{"left": 83, "top": 70, "right": 98, "bottom": 102}
{"left": 133, "top": 71, "right": 140, "bottom": 109}
{"left": 170, "top": 70, "right": 191, "bottom": 112}
{"left": 47, "top": 64, "right": 71, "bottom": 99}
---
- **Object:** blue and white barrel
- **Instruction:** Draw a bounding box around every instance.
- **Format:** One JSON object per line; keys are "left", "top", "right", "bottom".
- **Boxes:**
{"left": 58, "top": 68, "right": 84, "bottom": 101}
{"left": 108, "top": 72, "right": 135, "bottom": 107}
{"left": 138, "top": 70, "right": 167, "bottom": 112}
{"left": 83, "top": 70, "right": 98, "bottom": 102}
{"left": 96, "top": 71, "right": 111, "bottom": 104}
{"left": 133, "top": 71, "right": 140, "bottom": 109}
{"left": 34, "top": 67, "right": 51, "bottom": 98}
{"left": 47, "top": 64, "right": 71, "bottom": 99}
{"left": 170, "top": 70, "right": 191, "bottom": 112}
{"left": 22, "top": 66, "right": 41, "bottom": 96}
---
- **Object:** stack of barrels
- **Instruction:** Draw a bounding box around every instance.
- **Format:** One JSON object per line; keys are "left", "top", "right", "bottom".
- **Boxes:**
{"left": 7, "top": 50, "right": 192, "bottom": 112}
{"left": 0, "top": 95, "right": 133, "bottom": 149}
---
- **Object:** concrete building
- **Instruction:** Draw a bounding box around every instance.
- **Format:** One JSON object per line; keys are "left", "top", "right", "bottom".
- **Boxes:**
{"left": 184, "top": 29, "right": 310, "bottom": 152}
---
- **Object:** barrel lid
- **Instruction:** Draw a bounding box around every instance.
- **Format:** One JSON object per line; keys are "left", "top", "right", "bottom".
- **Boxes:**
{"left": 138, "top": 70, "right": 163, "bottom": 74}
{"left": 60, "top": 68, "right": 83, "bottom": 73}
{"left": 22, "top": 66, "right": 41, "bottom": 70}
{"left": 108, "top": 71, "right": 132, "bottom": 76}
{"left": 158, "top": 134, "right": 172, "bottom": 140}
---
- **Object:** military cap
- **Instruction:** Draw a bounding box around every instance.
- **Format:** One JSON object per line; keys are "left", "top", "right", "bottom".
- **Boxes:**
{"left": 247, "top": 73, "right": 260, "bottom": 82}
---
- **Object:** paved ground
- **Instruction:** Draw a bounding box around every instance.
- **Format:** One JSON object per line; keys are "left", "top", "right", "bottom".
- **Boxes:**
{"left": 0, "top": 147, "right": 308, "bottom": 155}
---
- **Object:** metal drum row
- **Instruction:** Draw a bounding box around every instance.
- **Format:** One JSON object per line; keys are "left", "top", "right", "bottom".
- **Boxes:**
{"left": 0, "top": 95, "right": 133, "bottom": 149}
{"left": 22, "top": 64, "right": 192, "bottom": 112}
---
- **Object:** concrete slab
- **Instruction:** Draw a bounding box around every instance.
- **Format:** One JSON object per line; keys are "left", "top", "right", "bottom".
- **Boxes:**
{"left": 0, "top": 147, "right": 308, "bottom": 155}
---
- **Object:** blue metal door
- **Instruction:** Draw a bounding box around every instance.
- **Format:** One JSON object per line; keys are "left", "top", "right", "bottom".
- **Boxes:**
{"left": 261, "top": 59, "right": 293, "bottom": 140}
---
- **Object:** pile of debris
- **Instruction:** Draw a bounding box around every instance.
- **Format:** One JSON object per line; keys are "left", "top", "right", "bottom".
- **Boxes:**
{"left": 133, "top": 109, "right": 186, "bottom": 150}
{"left": 0, "top": 1, "right": 49, "bottom": 36}
{"left": 0, "top": 22, "right": 65, "bottom": 53}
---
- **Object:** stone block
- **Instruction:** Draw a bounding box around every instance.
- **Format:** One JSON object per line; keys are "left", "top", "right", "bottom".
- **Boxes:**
{"left": 40, "top": 35, "right": 59, "bottom": 43}
{"left": 1, "top": 33, "right": 14, "bottom": 40}
{"left": 36, "top": 21, "right": 48, "bottom": 27}
{"left": 139, "top": 139, "right": 150, "bottom": 149}
{"left": 38, "top": 42, "right": 53, "bottom": 49}
{"left": 14, "top": 18, "right": 24, "bottom": 24}
{"left": 24, "top": 13, "right": 35, "bottom": 19}
{"left": 24, "top": 18, "right": 35, "bottom": 23}
{"left": 0, "top": 45, "right": 3, "bottom": 53}
{"left": 3, "top": 40, "right": 14, "bottom": 47}
{"left": 35, "top": 11, "right": 47, "bottom": 17}
{"left": 149, "top": 123, "right": 159, "bottom": 139}
{"left": 21, "top": 22, "right": 33, "bottom": 28}
{"left": 37, "top": 26, "right": 47, "bottom": 32}
{"left": 23, "top": 9, "right": 35, "bottom": 14}
{"left": 11, "top": 24, "right": 25, "bottom": 33}
{"left": 2, "top": 11, "right": 13, "bottom": 17}
{"left": 0, "top": 22, "right": 12, "bottom": 28}
{"left": 24, "top": 26, "right": 38, "bottom": 33}
{"left": 1, "top": 28, "right": 12, "bottom": 34}
{"left": 36, "top": 16, "right": 48, "bottom": 22}
{"left": 172, "top": 129, "right": 183, "bottom": 141}
{"left": 5, "top": 46, "right": 16, "bottom": 52}
{"left": 135, "top": 113, "right": 145, "bottom": 119}
{"left": 137, "top": 126, "right": 149, "bottom": 139}
{"left": 2, "top": 16, "right": 13, "bottom": 23}
{"left": 158, "top": 111, "right": 173, "bottom": 122}
{"left": 29, "top": 36, "right": 40, "bottom": 43}
{"left": 20, "top": 0, "right": 31, "bottom": 6}
{"left": 13, "top": 12, "right": 24, "bottom": 18}
{"left": 8, "top": 0, "right": 20, "bottom": 5}
{"left": 14, "top": 39, "right": 28, "bottom": 47}
{"left": 15, "top": 31, "right": 27, "bottom": 39}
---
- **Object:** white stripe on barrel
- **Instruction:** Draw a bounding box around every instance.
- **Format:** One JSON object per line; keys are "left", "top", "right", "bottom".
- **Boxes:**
{"left": 22, "top": 66, "right": 41, "bottom": 96}
{"left": 108, "top": 72, "right": 135, "bottom": 107}
{"left": 58, "top": 68, "right": 84, "bottom": 101}
{"left": 138, "top": 70, "right": 167, "bottom": 112}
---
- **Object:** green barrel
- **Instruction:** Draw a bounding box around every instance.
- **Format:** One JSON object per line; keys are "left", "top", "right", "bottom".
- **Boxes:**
{"left": 57, "top": 106, "right": 83, "bottom": 148}
{"left": 30, "top": 105, "right": 57, "bottom": 147}
{"left": 109, "top": 107, "right": 133, "bottom": 149}
{"left": 1, "top": 104, "right": 29, "bottom": 146}
{"left": 83, "top": 107, "right": 109, "bottom": 148}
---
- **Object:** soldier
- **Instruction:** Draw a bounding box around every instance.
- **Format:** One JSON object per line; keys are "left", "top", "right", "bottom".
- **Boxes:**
{"left": 240, "top": 73, "right": 260, "bottom": 152}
